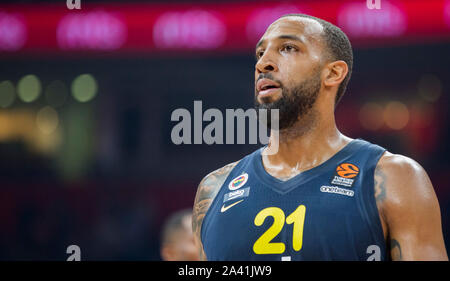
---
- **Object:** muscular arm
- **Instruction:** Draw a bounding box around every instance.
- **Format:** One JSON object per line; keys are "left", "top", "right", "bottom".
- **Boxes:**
{"left": 375, "top": 152, "right": 448, "bottom": 261}
{"left": 192, "top": 161, "right": 239, "bottom": 261}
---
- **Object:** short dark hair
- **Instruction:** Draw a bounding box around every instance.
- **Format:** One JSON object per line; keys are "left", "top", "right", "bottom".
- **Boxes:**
{"left": 280, "top": 14, "right": 353, "bottom": 106}
{"left": 160, "top": 209, "right": 192, "bottom": 246}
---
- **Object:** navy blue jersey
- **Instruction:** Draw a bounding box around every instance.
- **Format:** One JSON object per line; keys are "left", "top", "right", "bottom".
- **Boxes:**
{"left": 201, "top": 138, "right": 387, "bottom": 261}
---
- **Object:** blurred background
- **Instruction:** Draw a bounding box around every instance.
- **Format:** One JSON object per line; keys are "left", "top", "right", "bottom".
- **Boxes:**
{"left": 0, "top": 0, "right": 449, "bottom": 260}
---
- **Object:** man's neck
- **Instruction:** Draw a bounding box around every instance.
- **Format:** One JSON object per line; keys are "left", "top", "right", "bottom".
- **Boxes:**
{"left": 263, "top": 112, "right": 351, "bottom": 178}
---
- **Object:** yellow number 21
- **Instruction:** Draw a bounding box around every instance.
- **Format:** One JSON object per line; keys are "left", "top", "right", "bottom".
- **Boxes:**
{"left": 253, "top": 205, "right": 306, "bottom": 255}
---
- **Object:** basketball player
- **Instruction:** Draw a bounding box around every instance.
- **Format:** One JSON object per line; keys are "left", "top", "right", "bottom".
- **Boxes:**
{"left": 160, "top": 209, "right": 200, "bottom": 261}
{"left": 192, "top": 14, "right": 448, "bottom": 261}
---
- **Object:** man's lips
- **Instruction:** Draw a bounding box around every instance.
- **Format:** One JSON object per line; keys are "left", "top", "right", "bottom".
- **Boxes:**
{"left": 256, "top": 78, "right": 281, "bottom": 92}
{"left": 256, "top": 78, "right": 281, "bottom": 97}
{"left": 258, "top": 87, "right": 281, "bottom": 98}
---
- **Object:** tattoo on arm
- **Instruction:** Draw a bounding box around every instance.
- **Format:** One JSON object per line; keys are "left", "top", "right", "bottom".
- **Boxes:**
{"left": 390, "top": 239, "right": 402, "bottom": 260}
{"left": 192, "top": 161, "right": 239, "bottom": 260}
{"left": 374, "top": 166, "right": 387, "bottom": 203}
{"left": 374, "top": 164, "right": 389, "bottom": 241}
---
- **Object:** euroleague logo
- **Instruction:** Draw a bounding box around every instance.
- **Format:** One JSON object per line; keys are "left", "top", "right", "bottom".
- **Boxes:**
{"left": 228, "top": 173, "right": 248, "bottom": 190}
{"left": 336, "top": 163, "right": 360, "bottom": 179}
{"left": 331, "top": 163, "right": 360, "bottom": 187}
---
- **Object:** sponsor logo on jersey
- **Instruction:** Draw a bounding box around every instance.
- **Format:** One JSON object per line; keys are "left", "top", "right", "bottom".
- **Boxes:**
{"left": 228, "top": 173, "right": 248, "bottom": 190}
{"left": 320, "top": 185, "right": 354, "bottom": 197}
{"left": 331, "top": 163, "right": 359, "bottom": 187}
{"left": 220, "top": 199, "right": 244, "bottom": 213}
{"left": 223, "top": 187, "right": 250, "bottom": 202}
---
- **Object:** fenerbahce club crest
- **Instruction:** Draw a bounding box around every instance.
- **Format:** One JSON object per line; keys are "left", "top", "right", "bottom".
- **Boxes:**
{"left": 228, "top": 173, "right": 248, "bottom": 190}
{"left": 222, "top": 173, "right": 250, "bottom": 212}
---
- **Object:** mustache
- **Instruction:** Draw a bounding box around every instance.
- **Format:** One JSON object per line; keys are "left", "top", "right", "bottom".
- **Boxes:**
{"left": 256, "top": 73, "right": 283, "bottom": 88}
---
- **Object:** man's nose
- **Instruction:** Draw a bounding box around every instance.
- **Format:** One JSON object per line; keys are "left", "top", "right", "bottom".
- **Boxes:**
{"left": 255, "top": 53, "right": 278, "bottom": 74}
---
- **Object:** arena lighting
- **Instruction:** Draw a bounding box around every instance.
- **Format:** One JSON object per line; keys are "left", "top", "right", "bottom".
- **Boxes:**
{"left": 0, "top": 0, "right": 449, "bottom": 55}
{"left": 57, "top": 11, "right": 127, "bottom": 50}
{"left": 337, "top": 1, "right": 407, "bottom": 37}
{"left": 36, "top": 106, "right": 59, "bottom": 135}
{"left": 17, "top": 74, "right": 41, "bottom": 103}
{"left": 0, "top": 12, "right": 26, "bottom": 51}
{"left": 444, "top": 0, "right": 450, "bottom": 28}
{"left": 359, "top": 102, "right": 384, "bottom": 131}
{"left": 71, "top": 74, "right": 98, "bottom": 103}
{"left": 153, "top": 10, "right": 226, "bottom": 49}
{"left": 0, "top": 80, "right": 16, "bottom": 108}
{"left": 384, "top": 101, "right": 410, "bottom": 130}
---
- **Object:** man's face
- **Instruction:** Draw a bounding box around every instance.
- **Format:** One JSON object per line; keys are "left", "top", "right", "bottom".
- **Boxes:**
{"left": 254, "top": 17, "right": 326, "bottom": 130}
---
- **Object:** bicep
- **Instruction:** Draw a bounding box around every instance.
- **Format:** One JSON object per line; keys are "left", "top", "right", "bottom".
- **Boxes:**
{"left": 192, "top": 196, "right": 208, "bottom": 261}
{"left": 191, "top": 161, "right": 240, "bottom": 261}
{"left": 192, "top": 182, "right": 213, "bottom": 261}
{"left": 378, "top": 154, "right": 448, "bottom": 260}
{"left": 387, "top": 191, "right": 446, "bottom": 261}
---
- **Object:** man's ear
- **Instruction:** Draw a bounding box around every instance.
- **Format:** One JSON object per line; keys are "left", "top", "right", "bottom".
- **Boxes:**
{"left": 323, "top": 60, "right": 348, "bottom": 88}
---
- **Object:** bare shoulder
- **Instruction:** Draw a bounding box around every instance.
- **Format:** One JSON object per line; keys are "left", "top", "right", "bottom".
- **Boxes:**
{"left": 192, "top": 160, "right": 240, "bottom": 260}
{"left": 375, "top": 152, "right": 435, "bottom": 203}
{"left": 377, "top": 151, "right": 429, "bottom": 177}
{"left": 374, "top": 152, "right": 447, "bottom": 260}
{"left": 374, "top": 151, "right": 437, "bottom": 215}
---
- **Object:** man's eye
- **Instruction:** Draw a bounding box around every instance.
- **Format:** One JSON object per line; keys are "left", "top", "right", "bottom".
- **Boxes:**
{"left": 256, "top": 51, "right": 264, "bottom": 59}
{"left": 282, "top": 45, "right": 297, "bottom": 52}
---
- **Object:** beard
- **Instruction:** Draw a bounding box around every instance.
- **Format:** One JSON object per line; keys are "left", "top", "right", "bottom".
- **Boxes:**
{"left": 254, "top": 72, "right": 321, "bottom": 131}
